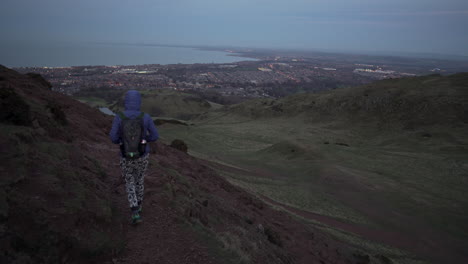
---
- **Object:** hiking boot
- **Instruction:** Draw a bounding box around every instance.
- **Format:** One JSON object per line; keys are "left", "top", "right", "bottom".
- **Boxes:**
{"left": 137, "top": 201, "right": 143, "bottom": 215}
{"left": 131, "top": 213, "right": 142, "bottom": 225}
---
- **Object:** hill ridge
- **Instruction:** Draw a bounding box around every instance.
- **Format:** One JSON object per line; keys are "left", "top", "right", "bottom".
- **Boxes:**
{"left": 212, "top": 73, "right": 468, "bottom": 129}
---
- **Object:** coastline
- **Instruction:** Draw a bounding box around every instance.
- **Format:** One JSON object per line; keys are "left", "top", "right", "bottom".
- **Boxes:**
{"left": 0, "top": 42, "right": 258, "bottom": 68}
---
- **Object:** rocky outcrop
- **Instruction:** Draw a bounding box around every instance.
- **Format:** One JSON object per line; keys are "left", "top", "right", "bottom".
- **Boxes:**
{"left": 0, "top": 65, "right": 125, "bottom": 263}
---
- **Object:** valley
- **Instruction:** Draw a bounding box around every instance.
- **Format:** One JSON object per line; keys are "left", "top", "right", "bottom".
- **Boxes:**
{"left": 156, "top": 73, "right": 468, "bottom": 263}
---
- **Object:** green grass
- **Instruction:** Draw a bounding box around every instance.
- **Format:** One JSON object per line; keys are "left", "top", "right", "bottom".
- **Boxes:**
{"left": 315, "top": 226, "right": 427, "bottom": 264}
{"left": 75, "top": 96, "right": 110, "bottom": 108}
{"left": 158, "top": 107, "right": 468, "bottom": 262}
{"left": 183, "top": 217, "right": 250, "bottom": 264}
{"left": 156, "top": 73, "right": 468, "bottom": 262}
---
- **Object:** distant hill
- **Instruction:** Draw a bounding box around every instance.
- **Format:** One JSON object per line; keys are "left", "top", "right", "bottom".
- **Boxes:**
{"left": 214, "top": 73, "right": 468, "bottom": 129}
{"left": 110, "top": 89, "right": 215, "bottom": 120}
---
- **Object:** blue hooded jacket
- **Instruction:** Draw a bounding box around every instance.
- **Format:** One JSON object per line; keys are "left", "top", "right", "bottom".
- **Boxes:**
{"left": 109, "top": 90, "right": 159, "bottom": 157}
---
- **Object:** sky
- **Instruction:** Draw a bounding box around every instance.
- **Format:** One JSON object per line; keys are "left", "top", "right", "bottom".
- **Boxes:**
{"left": 1, "top": 0, "right": 468, "bottom": 56}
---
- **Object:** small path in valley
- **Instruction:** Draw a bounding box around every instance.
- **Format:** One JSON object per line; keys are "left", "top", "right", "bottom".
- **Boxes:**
{"left": 258, "top": 194, "right": 417, "bottom": 251}
{"left": 200, "top": 158, "right": 429, "bottom": 259}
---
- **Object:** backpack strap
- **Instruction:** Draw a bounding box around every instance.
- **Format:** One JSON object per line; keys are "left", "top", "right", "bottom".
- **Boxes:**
{"left": 118, "top": 112, "right": 144, "bottom": 119}
{"left": 139, "top": 112, "right": 145, "bottom": 142}
{"left": 117, "top": 112, "right": 128, "bottom": 120}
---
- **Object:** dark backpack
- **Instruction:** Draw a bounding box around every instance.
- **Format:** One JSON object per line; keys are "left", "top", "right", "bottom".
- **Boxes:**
{"left": 118, "top": 112, "right": 145, "bottom": 159}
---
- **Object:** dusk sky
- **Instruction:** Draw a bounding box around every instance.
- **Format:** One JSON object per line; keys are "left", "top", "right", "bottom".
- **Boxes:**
{"left": 2, "top": 0, "right": 468, "bottom": 56}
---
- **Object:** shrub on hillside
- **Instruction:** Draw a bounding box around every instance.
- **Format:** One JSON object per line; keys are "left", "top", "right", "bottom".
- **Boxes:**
{"left": 46, "top": 101, "right": 68, "bottom": 126}
{"left": 26, "top": 73, "right": 52, "bottom": 89}
{"left": 170, "top": 139, "right": 188, "bottom": 153}
{"left": 0, "top": 87, "right": 31, "bottom": 126}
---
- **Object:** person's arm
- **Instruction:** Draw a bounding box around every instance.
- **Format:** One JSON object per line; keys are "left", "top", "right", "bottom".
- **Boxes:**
{"left": 145, "top": 114, "right": 159, "bottom": 142}
{"left": 109, "top": 115, "right": 122, "bottom": 144}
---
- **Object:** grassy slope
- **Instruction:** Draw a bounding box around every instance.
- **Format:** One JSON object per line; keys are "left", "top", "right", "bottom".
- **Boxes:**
{"left": 158, "top": 73, "right": 468, "bottom": 263}
{"left": 75, "top": 96, "right": 110, "bottom": 108}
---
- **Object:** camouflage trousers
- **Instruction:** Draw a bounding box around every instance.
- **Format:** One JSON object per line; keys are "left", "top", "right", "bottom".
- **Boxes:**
{"left": 120, "top": 154, "right": 149, "bottom": 209}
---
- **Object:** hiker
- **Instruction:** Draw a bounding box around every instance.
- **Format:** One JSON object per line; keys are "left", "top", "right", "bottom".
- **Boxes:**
{"left": 109, "top": 90, "right": 159, "bottom": 224}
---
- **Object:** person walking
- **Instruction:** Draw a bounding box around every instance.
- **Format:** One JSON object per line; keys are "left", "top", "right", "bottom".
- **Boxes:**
{"left": 109, "top": 90, "right": 159, "bottom": 224}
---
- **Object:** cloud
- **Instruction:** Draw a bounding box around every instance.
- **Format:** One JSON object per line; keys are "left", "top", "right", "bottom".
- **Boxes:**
{"left": 285, "top": 15, "right": 402, "bottom": 27}
{"left": 364, "top": 10, "right": 468, "bottom": 16}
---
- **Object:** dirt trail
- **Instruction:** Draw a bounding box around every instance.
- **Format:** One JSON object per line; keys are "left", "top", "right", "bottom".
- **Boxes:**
{"left": 258, "top": 194, "right": 417, "bottom": 250}
{"left": 114, "top": 165, "right": 218, "bottom": 264}
{"left": 89, "top": 141, "right": 369, "bottom": 264}
{"left": 88, "top": 143, "right": 219, "bottom": 264}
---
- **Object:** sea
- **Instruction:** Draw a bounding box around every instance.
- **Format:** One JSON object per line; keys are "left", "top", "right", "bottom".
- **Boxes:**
{"left": 0, "top": 41, "right": 256, "bottom": 68}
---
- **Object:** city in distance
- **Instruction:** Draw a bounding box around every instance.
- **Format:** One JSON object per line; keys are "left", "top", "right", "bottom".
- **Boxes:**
{"left": 14, "top": 44, "right": 468, "bottom": 104}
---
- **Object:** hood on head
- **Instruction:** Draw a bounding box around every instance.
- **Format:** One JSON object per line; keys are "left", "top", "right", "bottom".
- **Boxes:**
{"left": 124, "top": 90, "right": 141, "bottom": 111}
